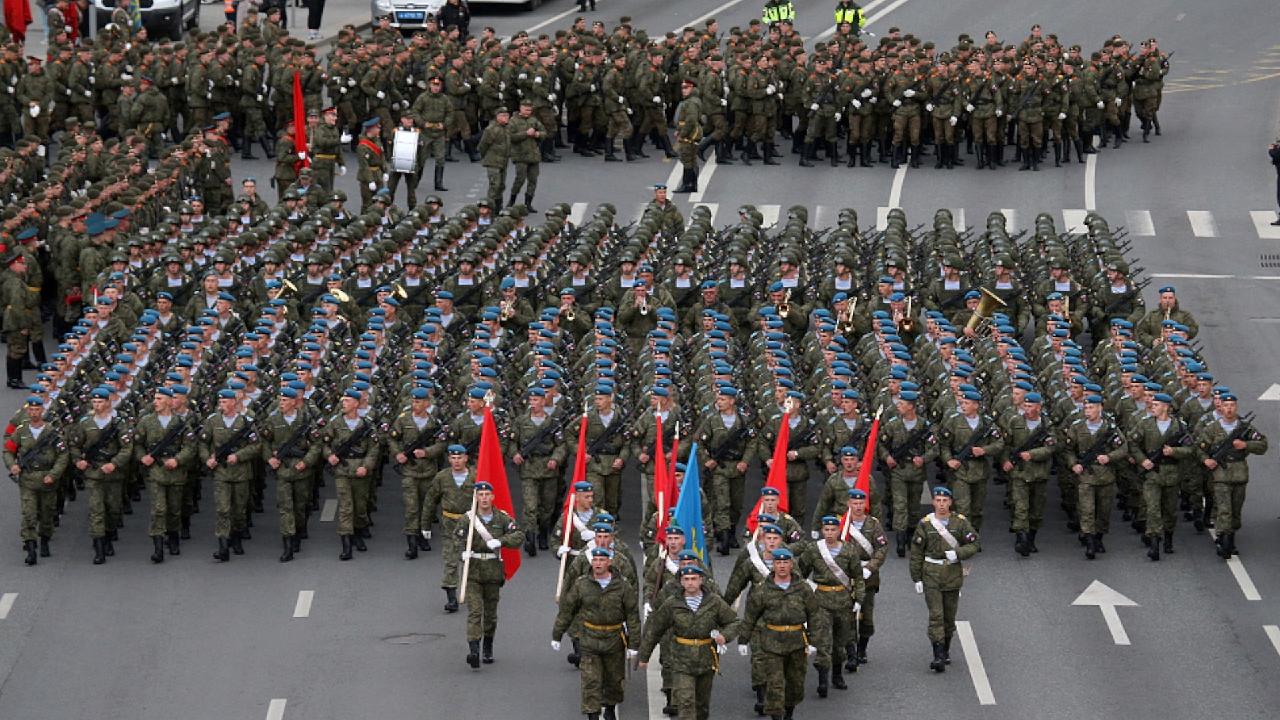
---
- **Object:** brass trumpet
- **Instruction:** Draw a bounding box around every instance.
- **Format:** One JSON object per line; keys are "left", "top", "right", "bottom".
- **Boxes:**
{"left": 638, "top": 294, "right": 649, "bottom": 316}
{"left": 500, "top": 298, "right": 516, "bottom": 321}
{"left": 393, "top": 283, "right": 408, "bottom": 300}
{"left": 837, "top": 297, "right": 858, "bottom": 335}
{"left": 779, "top": 288, "right": 792, "bottom": 319}
{"left": 900, "top": 295, "right": 916, "bottom": 334}
{"left": 562, "top": 305, "right": 576, "bottom": 323}
{"left": 964, "top": 287, "right": 1008, "bottom": 335}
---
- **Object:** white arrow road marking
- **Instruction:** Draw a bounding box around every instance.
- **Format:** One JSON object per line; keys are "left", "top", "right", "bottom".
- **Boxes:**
{"left": 1072, "top": 580, "right": 1139, "bottom": 645}
{"left": 1251, "top": 210, "right": 1280, "bottom": 240}
{"left": 0, "top": 593, "right": 16, "bottom": 620}
{"left": 956, "top": 621, "right": 996, "bottom": 705}
{"left": 265, "top": 698, "right": 287, "bottom": 720}
{"left": 1259, "top": 384, "right": 1280, "bottom": 401}
{"left": 568, "top": 202, "right": 588, "bottom": 227}
{"left": 1265, "top": 626, "right": 1280, "bottom": 658}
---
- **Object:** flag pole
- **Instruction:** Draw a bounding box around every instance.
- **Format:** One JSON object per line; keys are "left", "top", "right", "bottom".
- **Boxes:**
{"left": 555, "top": 400, "right": 590, "bottom": 603}
{"left": 457, "top": 487, "right": 479, "bottom": 603}
{"left": 843, "top": 405, "right": 883, "bottom": 541}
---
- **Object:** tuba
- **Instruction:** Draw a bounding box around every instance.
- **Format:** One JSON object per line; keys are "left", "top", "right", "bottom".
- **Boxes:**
{"left": 964, "top": 287, "right": 1008, "bottom": 336}
{"left": 837, "top": 297, "right": 858, "bottom": 335}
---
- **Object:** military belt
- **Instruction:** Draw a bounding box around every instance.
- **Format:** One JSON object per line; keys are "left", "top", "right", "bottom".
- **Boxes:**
{"left": 26, "top": 286, "right": 40, "bottom": 293}
{"left": 313, "top": 154, "right": 337, "bottom": 160}
{"left": 675, "top": 636, "right": 714, "bottom": 646}
{"left": 442, "top": 510, "right": 464, "bottom": 520}
{"left": 467, "top": 552, "right": 497, "bottom": 560}
{"left": 583, "top": 621, "right": 624, "bottom": 632}
{"left": 816, "top": 584, "right": 847, "bottom": 592}
{"left": 766, "top": 624, "right": 804, "bottom": 632}
{"left": 924, "top": 556, "right": 950, "bottom": 565}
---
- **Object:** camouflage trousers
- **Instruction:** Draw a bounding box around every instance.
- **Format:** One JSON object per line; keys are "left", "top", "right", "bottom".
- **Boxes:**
{"left": 464, "top": 577, "right": 501, "bottom": 641}
{"left": 441, "top": 513, "right": 463, "bottom": 587}
{"left": 891, "top": 467, "right": 926, "bottom": 532}
{"left": 277, "top": 473, "right": 310, "bottom": 537}
{"left": 312, "top": 160, "right": 336, "bottom": 193}
{"left": 6, "top": 329, "right": 27, "bottom": 360}
{"left": 334, "top": 473, "right": 371, "bottom": 536}
{"left": 1077, "top": 481, "right": 1115, "bottom": 535}
{"left": 812, "top": 590, "right": 851, "bottom": 670}
{"left": 758, "top": 646, "right": 807, "bottom": 716}
{"left": 710, "top": 466, "right": 746, "bottom": 532}
{"left": 672, "top": 669, "right": 714, "bottom": 720}
{"left": 1212, "top": 481, "right": 1246, "bottom": 533}
{"left": 520, "top": 469, "right": 558, "bottom": 532}
{"left": 857, "top": 588, "right": 877, "bottom": 638}
{"left": 510, "top": 161, "right": 539, "bottom": 200}
{"left": 1009, "top": 477, "right": 1048, "bottom": 532}
{"left": 86, "top": 477, "right": 123, "bottom": 538}
{"left": 147, "top": 478, "right": 184, "bottom": 537}
{"left": 485, "top": 166, "right": 507, "bottom": 208}
{"left": 1143, "top": 476, "right": 1178, "bottom": 536}
{"left": 924, "top": 585, "right": 960, "bottom": 643}
{"left": 401, "top": 473, "right": 433, "bottom": 536}
{"left": 214, "top": 478, "right": 250, "bottom": 539}
{"left": 950, "top": 476, "right": 988, "bottom": 532}
{"left": 605, "top": 109, "right": 631, "bottom": 142}
{"left": 19, "top": 484, "right": 57, "bottom": 542}
{"left": 578, "top": 647, "right": 626, "bottom": 714}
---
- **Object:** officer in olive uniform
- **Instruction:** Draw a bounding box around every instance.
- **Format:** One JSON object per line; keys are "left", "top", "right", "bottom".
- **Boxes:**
{"left": 262, "top": 385, "right": 323, "bottom": 562}
{"left": 509, "top": 386, "right": 567, "bottom": 554}
{"left": 410, "top": 75, "right": 452, "bottom": 193}
{"left": 311, "top": 107, "right": 343, "bottom": 192}
{"left": 937, "top": 390, "right": 1003, "bottom": 531}
{"left": 5, "top": 397, "right": 67, "bottom": 565}
{"left": 797, "top": 515, "right": 866, "bottom": 698}
{"left": 389, "top": 386, "right": 446, "bottom": 559}
{"left": 909, "top": 486, "right": 979, "bottom": 672}
{"left": 323, "top": 388, "right": 380, "bottom": 560}
{"left": 356, "top": 117, "right": 386, "bottom": 211}
{"left": 553, "top": 546, "right": 642, "bottom": 720}
{"left": 431, "top": 444, "right": 478, "bottom": 613}
{"left": 69, "top": 387, "right": 132, "bottom": 564}
{"left": 1, "top": 251, "right": 37, "bottom": 388}
{"left": 1193, "top": 393, "right": 1267, "bottom": 559}
{"left": 200, "top": 388, "right": 261, "bottom": 562}
{"left": 478, "top": 107, "right": 513, "bottom": 211}
{"left": 1061, "top": 394, "right": 1128, "bottom": 559}
{"left": 458, "top": 481, "right": 522, "bottom": 669}
{"left": 133, "top": 387, "right": 195, "bottom": 563}
{"left": 741, "top": 546, "right": 818, "bottom": 719}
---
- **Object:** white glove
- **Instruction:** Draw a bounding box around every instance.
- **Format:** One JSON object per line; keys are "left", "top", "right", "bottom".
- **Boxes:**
{"left": 347, "top": 79, "right": 356, "bottom": 87}
{"left": 720, "top": 98, "right": 727, "bottom": 106}
{"left": 834, "top": 113, "right": 842, "bottom": 122}
{"left": 382, "top": 173, "right": 390, "bottom": 183}
{"left": 892, "top": 99, "right": 901, "bottom": 108}
{"left": 298, "top": 151, "right": 307, "bottom": 160}
{"left": 710, "top": 630, "right": 724, "bottom": 642}
{"left": 617, "top": 95, "right": 626, "bottom": 104}
{"left": 626, "top": 107, "right": 633, "bottom": 115}
{"left": 29, "top": 105, "right": 39, "bottom": 117}
{"left": 811, "top": 530, "right": 820, "bottom": 540}
{"left": 256, "top": 94, "right": 263, "bottom": 102}
{"left": 121, "top": 73, "right": 133, "bottom": 81}
{"left": 551, "top": 640, "right": 562, "bottom": 652}
{"left": 485, "top": 538, "right": 502, "bottom": 550}
{"left": 852, "top": 602, "right": 861, "bottom": 613}
{"left": 766, "top": 84, "right": 776, "bottom": 95}
{"left": 500, "top": 81, "right": 507, "bottom": 91}
{"left": 777, "top": 93, "right": 784, "bottom": 101}
{"left": 861, "top": 89, "right": 872, "bottom": 98}
{"left": 1058, "top": 112, "right": 1067, "bottom": 120}
{"left": 172, "top": 78, "right": 179, "bottom": 85}
{"left": 555, "top": 545, "right": 568, "bottom": 558}
{"left": 518, "top": 73, "right": 527, "bottom": 80}
{"left": 643, "top": 602, "right": 652, "bottom": 617}
{"left": 580, "top": 529, "right": 595, "bottom": 542}
{"left": 851, "top": 99, "right": 862, "bottom": 109}
{"left": 463, "top": 83, "right": 471, "bottom": 90}
{"left": 36, "top": 145, "right": 45, "bottom": 158}
{"left": 995, "top": 109, "right": 1003, "bottom": 117}
{"left": 862, "top": 566, "right": 872, "bottom": 579}
{"left": 944, "top": 550, "right": 958, "bottom": 563}
{"left": 340, "top": 87, "right": 348, "bottom": 94}
{"left": 1115, "top": 97, "right": 1123, "bottom": 106}
{"left": 340, "top": 132, "right": 352, "bottom": 143}
{"left": 5, "top": 85, "right": 12, "bottom": 94}
{"left": 84, "top": 90, "right": 93, "bottom": 98}
{"left": 810, "top": 103, "right": 819, "bottom": 112}
{"left": 738, "top": 644, "right": 750, "bottom": 656}
{"left": 626, "top": 649, "right": 639, "bottom": 661}
{"left": 949, "top": 116, "right": 958, "bottom": 127}
{"left": 376, "top": 91, "right": 385, "bottom": 100}
{"left": 367, "top": 182, "right": 377, "bottom": 191}
{"left": 965, "top": 103, "right": 975, "bottom": 112}
{"left": 653, "top": 96, "right": 662, "bottom": 104}
{"left": 925, "top": 103, "right": 934, "bottom": 112}
{"left": 422, "top": 531, "right": 432, "bottom": 540}
{"left": 806, "top": 645, "right": 817, "bottom": 657}
{"left": 88, "top": 76, "right": 95, "bottom": 84}
{"left": 1096, "top": 101, "right": 1105, "bottom": 109}
{"left": 903, "top": 89, "right": 916, "bottom": 98}
{"left": 548, "top": 94, "right": 556, "bottom": 102}
{"left": 915, "top": 581, "right": 924, "bottom": 594}
{"left": 589, "top": 84, "right": 596, "bottom": 92}
{"left": 534, "top": 76, "right": 542, "bottom": 84}
{"left": 338, "top": 165, "right": 347, "bottom": 176}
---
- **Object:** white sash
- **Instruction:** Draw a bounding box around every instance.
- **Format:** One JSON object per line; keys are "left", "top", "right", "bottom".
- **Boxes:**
{"left": 927, "top": 512, "right": 971, "bottom": 576}
{"left": 816, "top": 541, "right": 852, "bottom": 588}
{"left": 846, "top": 521, "right": 875, "bottom": 557}
{"left": 746, "top": 541, "right": 770, "bottom": 578}
{"left": 465, "top": 511, "right": 498, "bottom": 555}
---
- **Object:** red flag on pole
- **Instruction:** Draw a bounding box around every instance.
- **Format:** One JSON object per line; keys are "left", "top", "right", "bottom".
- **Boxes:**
{"left": 292, "top": 71, "right": 309, "bottom": 175}
{"left": 745, "top": 411, "right": 791, "bottom": 534}
{"left": 558, "top": 410, "right": 590, "bottom": 551}
{"left": 668, "top": 422, "right": 679, "bottom": 494}
{"left": 855, "top": 410, "right": 882, "bottom": 498}
{"left": 478, "top": 408, "right": 521, "bottom": 581}
{"left": 654, "top": 414, "right": 672, "bottom": 541}
{"left": 3, "top": 0, "right": 32, "bottom": 44}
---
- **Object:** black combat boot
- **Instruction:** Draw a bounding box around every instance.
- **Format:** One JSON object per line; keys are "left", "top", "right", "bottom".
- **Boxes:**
{"left": 180, "top": 517, "right": 191, "bottom": 540}
{"left": 847, "top": 141, "right": 858, "bottom": 167}
{"left": 432, "top": 166, "right": 447, "bottom": 192}
{"left": 213, "top": 538, "right": 230, "bottom": 562}
{"left": 93, "top": 537, "right": 106, "bottom": 565}
{"left": 860, "top": 141, "right": 873, "bottom": 167}
{"left": 896, "top": 531, "right": 908, "bottom": 557}
{"left": 104, "top": 535, "right": 115, "bottom": 556}
{"left": 889, "top": 143, "right": 900, "bottom": 169}
{"left": 631, "top": 132, "right": 650, "bottom": 158}
{"left": 1163, "top": 531, "right": 1174, "bottom": 554}
{"left": 1018, "top": 149, "right": 1032, "bottom": 171}
{"left": 943, "top": 635, "right": 954, "bottom": 664}
{"left": 718, "top": 139, "right": 735, "bottom": 164}
{"left": 1084, "top": 533, "right": 1096, "bottom": 560}
{"left": 930, "top": 641, "right": 946, "bottom": 672}
{"left": 1053, "top": 141, "right": 1062, "bottom": 166}
{"left": 828, "top": 141, "right": 841, "bottom": 166}
{"left": 541, "top": 138, "right": 560, "bottom": 163}
{"left": 816, "top": 666, "right": 829, "bottom": 698}
{"left": 339, "top": 535, "right": 353, "bottom": 561}
{"left": 466, "top": 639, "right": 481, "bottom": 669}
{"left": 623, "top": 138, "right": 638, "bottom": 162}
{"left": 465, "top": 138, "right": 481, "bottom": 162}
{"left": 1112, "top": 124, "right": 1123, "bottom": 148}
{"left": 798, "top": 142, "right": 814, "bottom": 167}
{"left": 352, "top": 533, "right": 367, "bottom": 552}
{"left": 151, "top": 535, "right": 165, "bottom": 564}
{"left": 1095, "top": 533, "right": 1106, "bottom": 553}
{"left": 568, "top": 638, "right": 581, "bottom": 666}
{"left": 406, "top": 534, "right": 420, "bottom": 560}
{"left": 831, "top": 664, "right": 847, "bottom": 689}
{"left": 536, "top": 529, "right": 548, "bottom": 550}
{"left": 1014, "top": 531, "right": 1030, "bottom": 557}
{"left": 166, "top": 532, "right": 180, "bottom": 555}
{"left": 1031, "top": 150, "right": 1040, "bottom": 171}
{"left": 1141, "top": 120, "right": 1151, "bottom": 143}
{"left": 655, "top": 131, "right": 677, "bottom": 159}
{"left": 23, "top": 540, "right": 36, "bottom": 566}
{"left": 39, "top": 536, "right": 50, "bottom": 557}
{"left": 482, "top": 636, "right": 495, "bottom": 664}
{"left": 1027, "top": 529, "right": 1039, "bottom": 553}
{"left": 1062, "top": 138, "right": 1073, "bottom": 163}
{"left": 7, "top": 357, "right": 24, "bottom": 389}
{"left": 230, "top": 531, "right": 245, "bottom": 555}
{"left": 523, "top": 531, "right": 537, "bottom": 557}
{"left": 604, "top": 140, "right": 621, "bottom": 162}
{"left": 1147, "top": 533, "right": 1160, "bottom": 561}
{"left": 738, "top": 141, "right": 753, "bottom": 166}
{"left": 661, "top": 689, "right": 676, "bottom": 715}
{"left": 697, "top": 136, "right": 715, "bottom": 161}
{"left": 291, "top": 535, "right": 301, "bottom": 554}
{"left": 602, "top": 706, "right": 617, "bottom": 720}
{"left": 934, "top": 144, "right": 945, "bottom": 168}
{"left": 753, "top": 685, "right": 766, "bottom": 715}
{"left": 444, "top": 586, "right": 459, "bottom": 612}
{"left": 762, "top": 142, "right": 780, "bottom": 165}
{"left": 974, "top": 143, "right": 986, "bottom": 169}
{"left": 992, "top": 142, "right": 1006, "bottom": 167}
{"left": 241, "top": 138, "right": 258, "bottom": 160}
{"left": 856, "top": 636, "right": 870, "bottom": 664}
{"left": 279, "top": 536, "right": 294, "bottom": 563}
{"left": 261, "top": 136, "right": 274, "bottom": 159}
{"left": 1153, "top": 116, "right": 1161, "bottom": 135}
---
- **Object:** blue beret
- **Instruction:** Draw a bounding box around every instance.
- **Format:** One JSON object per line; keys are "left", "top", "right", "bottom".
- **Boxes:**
{"left": 590, "top": 547, "right": 614, "bottom": 559}
{"left": 899, "top": 390, "right": 919, "bottom": 402}
{"left": 760, "top": 524, "right": 784, "bottom": 536}
{"left": 932, "top": 486, "right": 952, "bottom": 497}
{"left": 217, "top": 389, "right": 237, "bottom": 399}
{"left": 961, "top": 391, "right": 982, "bottom": 402}
{"left": 1085, "top": 394, "right": 1104, "bottom": 404}
{"left": 771, "top": 547, "right": 794, "bottom": 560}
{"left": 573, "top": 481, "right": 593, "bottom": 492}
{"left": 848, "top": 488, "right": 867, "bottom": 499}
{"left": 1024, "top": 392, "right": 1043, "bottom": 404}
{"left": 447, "top": 444, "right": 468, "bottom": 455}
{"left": 821, "top": 515, "right": 841, "bottom": 526}
{"left": 474, "top": 481, "right": 494, "bottom": 492}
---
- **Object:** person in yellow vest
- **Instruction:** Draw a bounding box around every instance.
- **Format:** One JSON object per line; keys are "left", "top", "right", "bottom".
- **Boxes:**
{"left": 834, "top": 1, "right": 866, "bottom": 35}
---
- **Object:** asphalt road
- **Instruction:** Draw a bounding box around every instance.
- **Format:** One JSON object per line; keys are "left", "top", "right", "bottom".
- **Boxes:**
{"left": 3, "top": 1, "right": 1280, "bottom": 719}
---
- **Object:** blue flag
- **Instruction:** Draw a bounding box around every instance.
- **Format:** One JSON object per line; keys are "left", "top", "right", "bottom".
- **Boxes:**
{"left": 673, "top": 443, "right": 707, "bottom": 561}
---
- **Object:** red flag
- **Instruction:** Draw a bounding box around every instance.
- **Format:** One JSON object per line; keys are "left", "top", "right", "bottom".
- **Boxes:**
{"left": 558, "top": 410, "right": 590, "bottom": 551}
{"left": 3, "top": 0, "right": 32, "bottom": 44}
{"left": 654, "top": 414, "right": 671, "bottom": 541}
{"left": 478, "top": 408, "right": 521, "bottom": 581}
{"left": 292, "top": 71, "right": 309, "bottom": 175}
{"left": 667, "top": 422, "right": 679, "bottom": 493}
{"left": 843, "top": 409, "right": 883, "bottom": 539}
{"left": 745, "top": 411, "right": 791, "bottom": 534}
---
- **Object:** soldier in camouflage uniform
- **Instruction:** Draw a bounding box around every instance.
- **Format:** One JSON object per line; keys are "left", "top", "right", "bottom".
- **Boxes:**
{"left": 458, "top": 481, "right": 522, "bottom": 669}
{"left": 431, "top": 445, "right": 478, "bottom": 613}
{"left": 509, "top": 386, "right": 566, "bottom": 555}
{"left": 797, "top": 515, "right": 866, "bottom": 697}
{"left": 741, "top": 546, "right": 818, "bottom": 719}
{"left": 262, "top": 385, "right": 324, "bottom": 562}
{"left": 909, "top": 486, "right": 980, "bottom": 672}
{"left": 323, "top": 388, "right": 380, "bottom": 560}
{"left": 133, "top": 387, "right": 195, "bottom": 562}
{"left": 5, "top": 397, "right": 67, "bottom": 565}
{"left": 1061, "top": 394, "right": 1128, "bottom": 559}
{"left": 200, "top": 388, "right": 261, "bottom": 562}
{"left": 695, "top": 386, "right": 757, "bottom": 554}
{"left": 999, "top": 392, "right": 1055, "bottom": 557}
{"left": 388, "top": 386, "right": 446, "bottom": 559}
{"left": 1194, "top": 394, "right": 1267, "bottom": 559}
{"left": 936, "top": 390, "right": 1003, "bottom": 532}
{"left": 68, "top": 387, "right": 132, "bottom": 564}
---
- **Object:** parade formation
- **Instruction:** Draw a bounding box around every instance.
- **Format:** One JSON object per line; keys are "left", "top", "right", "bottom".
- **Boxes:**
{"left": 0, "top": 3, "right": 1268, "bottom": 720}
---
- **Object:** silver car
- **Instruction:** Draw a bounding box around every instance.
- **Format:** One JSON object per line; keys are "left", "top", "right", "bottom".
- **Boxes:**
{"left": 92, "top": 0, "right": 201, "bottom": 41}
{"left": 370, "top": 0, "right": 447, "bottom": 34}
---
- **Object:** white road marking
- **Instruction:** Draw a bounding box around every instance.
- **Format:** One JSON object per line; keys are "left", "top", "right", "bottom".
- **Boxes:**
{"left": 1072, "top": 580, "right": 1138, "bottom": 646}
{"left": 664, "top": 162, "right": 682, "bottom": 195}
{"left": 759, "top": 204, "right": 780, "bottom": 228}
{"left": 955, "top": 621, "right": 996, "bottom": 705}
{"left": 1187, "top": 210, "right": 1218, "bottom": 238}
{"left": 1259, "top": 384, "right": 1280, "bottom": 401}
{"left": 293, "top": 591, "right": 314, "bottom": 619}
{"left": 320, "top": 499, "right": 337, "bottom": 522}
{"left": 688, "top": 155, "right": 717, "bottom": 203}
{"left": 876, "top": 206, "right": 891, "bottom": 231}
{"left": 812, "top": 204, "right": 832, "bottom": 229}
{"left": 568, "top": 202, "right": 588, "bottom": 226}
{"left": 952, "top": 207, "right": 966, "bottom": 233}
{"left": 525, "top": 7, "right": 580, "bottom": 35}
{"left": 0, "top": 593, "right": 16, "bottom": 620}
{"left": 266, "top": 698, "right": 287, "bottom": 720}
{"left": 1084, "top": 153, "right": 1097, "bottom": 210}
{"left": 1062, "top": 209, "right": 1088, "bottom": 234}
{"left": 646, "top": 645, "right": 665, "bottom": 720}
{"left": 1250, "top": 210, "right": 1280, "bottom": 239}
{"left": 1126, "top": 210, "right": 1155, "bottom": 236}
{"left": 1265, "top": 626, "right": 1280, "bottom": 658}
{"left": 698, "top": 202, "right": 719, "bottom": 226}
{"left": 1209, "top": 529, "right": 1261, "bottom": 600}
{"left": 632, "top": 203, "right": 649, "bottom": 225}
{"left": 999, "top": 208, "right": 1020, "bottom": 232}
{"left": 888, "top": 165, "right": 907, "bottom": 210}
{"left": 1150, "top": 273, "right": 1234, "bottom": 279}
{"left": 676, "top": 0, "right": 753, "bottom": 34}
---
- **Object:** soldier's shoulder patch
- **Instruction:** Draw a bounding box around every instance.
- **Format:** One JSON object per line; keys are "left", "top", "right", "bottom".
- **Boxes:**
{"left": 963, "top": 532, "right": 977, "bottom": 542}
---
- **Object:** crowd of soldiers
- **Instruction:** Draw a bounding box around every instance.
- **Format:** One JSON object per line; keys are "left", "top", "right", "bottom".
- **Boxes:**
{"left": 0, "top": 9, "right": 1260, "bottom": 720}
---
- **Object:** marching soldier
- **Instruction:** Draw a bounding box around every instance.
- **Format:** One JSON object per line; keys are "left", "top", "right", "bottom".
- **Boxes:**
{"left": 431, "top": 444, "right": 478, "bottom": 613}
{"left": 262, "top": 385, "right": 323, "bottom": 562}
{"left": 389, "top": 386, "right": 446, "bottom": 559}
{"left": 1194, "top": 393, "right": 1267, "bottom": 559}
{"left": 910, "top": 486, "right": 980, "bottom": 672}
{"left": 5, "top": 396, "right": 67, "bottom": 565}
{"left": 695, "top": 386, "right": 757, "bottom": 554}
{"left": 133, "top": 387, "right": 194, "bottom": 563}
{"left": 1061, "top": 394, "right": 1128, "bottom": 559}
{"left": 478, "top": 107, "right": 513, "bottom": 211}
{"left": 68, "top": 387, "right": 132, "bottom": 565}
{"left": 740, "top": 546, "right": 818, "bottom": 720}
{"left": 323, "top": 388, "right": 380, "bottom": 560}
{"left": 410, "top": 75, "right": 451, "bottom": 193}
{"left": 509, "top": 387, "right": 566, "bottom": 555}
{"left": 1132, "top": 392, "right": 1194, "bottom": 560}
{"left": 876, "top": 391, "right": 936, "bottom": 552}
{"left": 200, "top": 388, "right": 261, "bottom": 562}
{"left": 937, "top": 389, "right": 1003, "bottom": 531}
{"left": 569, "top": 385, "right": 629, "bottom": 518}
{"left": 840, "top": 488, "right": 888, "bottom": 667}
{"left": 797, "top": 515, "right": 866, "bottom": 698}
{"left": 356, "top": 117, "right": 386, "bottom": 211}
{"left": 999, "top": 391, "right": 1055, "bottom": 557}
{"left": 458, "top": 481, "right": 522, "bottom": 669}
